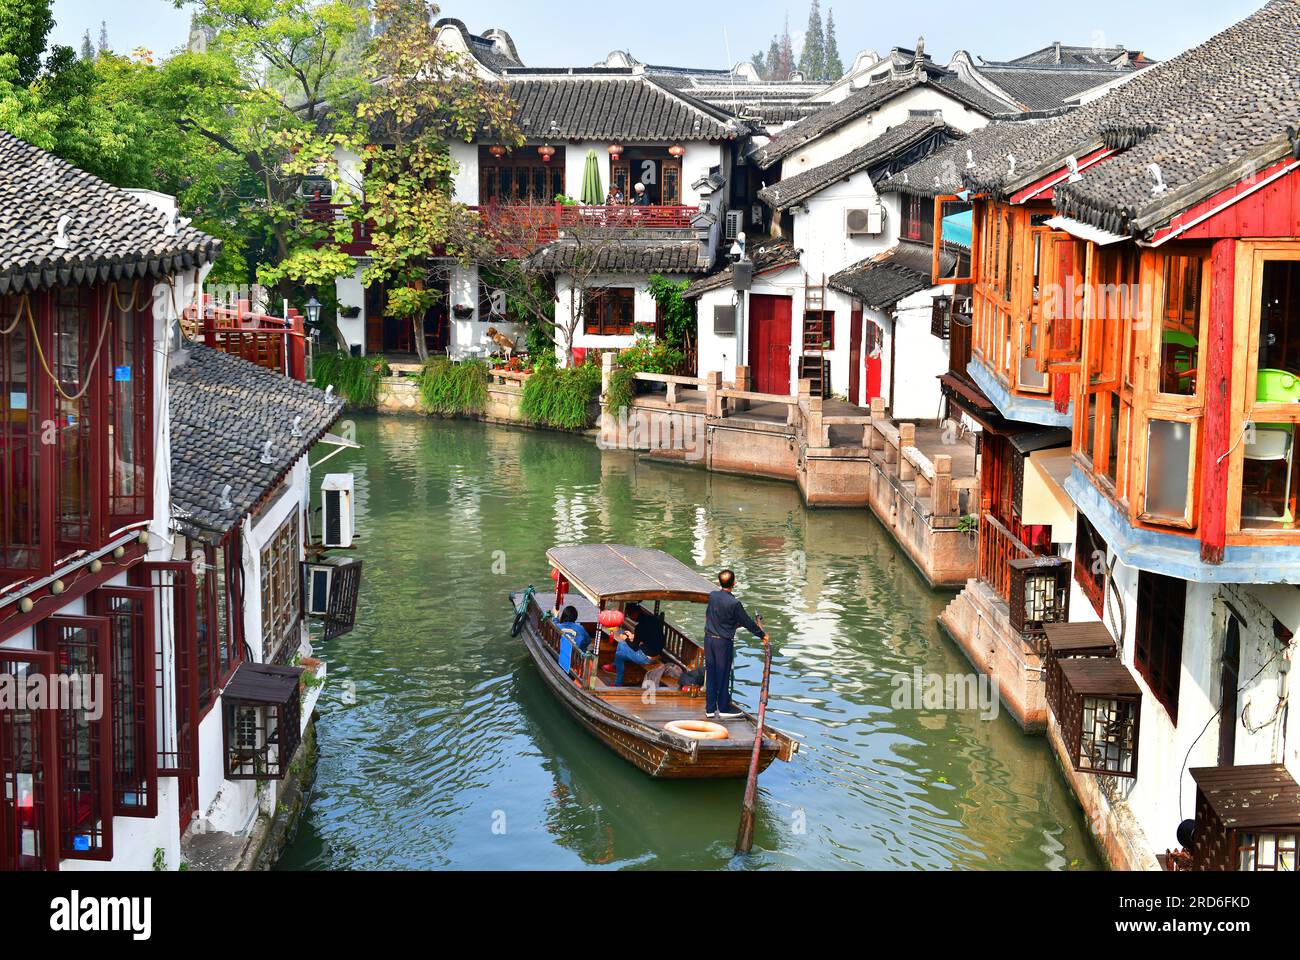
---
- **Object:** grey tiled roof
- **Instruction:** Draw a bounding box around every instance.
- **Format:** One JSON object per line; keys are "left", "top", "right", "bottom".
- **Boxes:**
{"left": 0, "top": 131, "right": 221, "bottom": 294}
{"left": 908, "top": 1, "right": 1300, "bottom": 236}
{"left": 525, "top": 239, "right": 710, "bottom": 274}
{"left": 683, "top": 238, "right": 801, "bottom": 298}
{"left": 878, "top": 119, "right": 1048, "bottom": 197}
{"left": 1008, "top": 44, "right": 1147, "bottom": 68}
{"left": 829, "top": 240, "right": 955, "bottom": 311}
{"left": 753, "top": 73, "right": 1000, "bottom": 170}
{"left": 969, "top": 64, "right": 1138, "bottom": 112}
{"left": 170, "top": 343, "right": 343, "bottom": 542}
{"left": 503, "top": 74, "right": 739, "bottom": 142}
{"left": 434, "top": 19, "right": 524, "bottom": 73}
{"left": 758, "top": 118, "right": 959, "bottom": 210}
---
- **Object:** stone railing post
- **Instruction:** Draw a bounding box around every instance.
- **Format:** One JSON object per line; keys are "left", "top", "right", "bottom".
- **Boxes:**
{"left": 706, "top": 370, "right": 723, "bottom": 418}
{"left": 601, "top": 350, "right": 616, "bottom": 400}
{"left": 734, "top": 364, "right": 751, "bottom": 412}
{"left": 666, "top": 379, "right": 679, "bottom": 406}
{"left": 898, "top": 422, "right": 916, "bottom": 480}
{"left": 866, "top": 397, "right": 884, "bottom": 451}
{"left": 933, "top": 454, "right": 954, "bottom": 516}
{"left": 805, "top": 395, "right": 826, "bottom": 446}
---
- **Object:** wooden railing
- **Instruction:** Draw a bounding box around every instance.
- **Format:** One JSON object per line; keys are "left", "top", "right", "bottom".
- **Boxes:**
{"left": 979, "top": 512, "right": 1034, "bottom": 604}
{"left": 187, "top": 296, "right": 307, "bottom": 382}
{"left": 471, "top": 202, "right": 700, "bottom": 255}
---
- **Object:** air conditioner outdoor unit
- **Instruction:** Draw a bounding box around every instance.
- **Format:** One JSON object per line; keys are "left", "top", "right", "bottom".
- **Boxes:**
{"left": 725, "top": 209, "right": 744, "bottom": 241}
{"left": 321, "top": 473, "right": 355, "bottom": 548}
{"left": 846, "top": 204, "right": 883, "bottom": 237}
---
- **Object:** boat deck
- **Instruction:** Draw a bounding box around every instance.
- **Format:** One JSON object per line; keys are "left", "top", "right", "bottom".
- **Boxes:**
{"left": 597, "top": 690, "right": 765, "bottom": 747}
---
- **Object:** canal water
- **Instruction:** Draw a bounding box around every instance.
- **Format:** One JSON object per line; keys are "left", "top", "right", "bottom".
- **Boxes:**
{"left": 278, "top": 415, "right": 1101, "bottom": 870}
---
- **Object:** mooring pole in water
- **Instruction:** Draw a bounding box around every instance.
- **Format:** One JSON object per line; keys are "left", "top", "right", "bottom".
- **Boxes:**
{"left": 735, "top": 635, "right": 772, "bottom": 856}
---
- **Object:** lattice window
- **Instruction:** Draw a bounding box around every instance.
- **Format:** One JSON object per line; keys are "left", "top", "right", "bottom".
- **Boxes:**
{"left": 1008, "top": 557, "right": 1070, "bottom": 641}
{"left": 93, "top": 587, "right": 158, "bottom": 818}
{"left": 0, "top": 649, "right": 60, "bottom": 871}
{"left": 1135, "top": 570, "right": 1186, "bottom": 719}
{"left": 107, "top": 297, "right": 152, "bottom": 521}
{"left": 583, "top": 288, "right": 635, "bottom": 336}
{"left": 1057, "top": 658, "right": 1141, "bottom": 780}
{"left": 1079, "top": 696, "right": 1139, "bottom": 776}
{"left": 222, "top": 663, "right": 303, "bottom": 781}
{"left": 1073, "top": 513, "right": 1108, "bottom": 615}
{"left": 39, "top": 615, "right": 114, "bottom": 860}
{"left": 0, "top": 293, "right": 42, "bottom": 580}
{"left": 1238, "top": 832, "right": 1299, "bottom": 871}
{"left": 259, "top": 510, "right": 302, "bottom": 662}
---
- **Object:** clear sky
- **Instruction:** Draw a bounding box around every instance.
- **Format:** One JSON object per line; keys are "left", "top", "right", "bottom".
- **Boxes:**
{"left": 49, "top": 0, "right": 1266, "bottom": 68}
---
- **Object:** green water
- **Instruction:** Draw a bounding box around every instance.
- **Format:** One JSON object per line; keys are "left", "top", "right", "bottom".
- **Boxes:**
{"left": 278, "top": 415, "right": 1101, "bottom": 870}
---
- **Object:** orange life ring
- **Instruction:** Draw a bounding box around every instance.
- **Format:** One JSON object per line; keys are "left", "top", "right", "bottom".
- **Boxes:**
{"left": 664, "top": 719, "right": 729, "bottom": 740}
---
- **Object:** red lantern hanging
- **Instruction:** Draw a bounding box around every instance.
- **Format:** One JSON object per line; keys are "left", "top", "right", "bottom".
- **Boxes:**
{"left": 667, "top": 144, "right": 685, "bottom": 158}
{"left": 607, "top": 143, "right": 624, "bottom": 159}
{"left": 488, "top": 145, "right": 507, "bottom": 158}
{"left": 537, "top": 144, "right": 556, "bottom": 163}
{"left": 597, "top": 610, "right": 625, "bottom": 629}
{"left": 550, "top": 567, "right": 568, "bottom": 606}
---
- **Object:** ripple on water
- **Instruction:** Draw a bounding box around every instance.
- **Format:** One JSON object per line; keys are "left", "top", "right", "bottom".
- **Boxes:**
{"left": 278, "top": 417, "right": 1102, "bottom": 871}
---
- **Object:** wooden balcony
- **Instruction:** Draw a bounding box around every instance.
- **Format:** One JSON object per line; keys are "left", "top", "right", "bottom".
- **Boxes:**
{"left": 979, "top": 512, "right": 1069, "bottom": 646}
{"left": 471, "top": 202, "right": 702, "bottom": 255}
{"left": 186, "top": 296, "right": 308, "bottom": 382}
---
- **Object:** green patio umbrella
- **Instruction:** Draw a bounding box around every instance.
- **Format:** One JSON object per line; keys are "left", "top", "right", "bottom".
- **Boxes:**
{"left": 580, "top": 149, "right": 604, "bottom": 205}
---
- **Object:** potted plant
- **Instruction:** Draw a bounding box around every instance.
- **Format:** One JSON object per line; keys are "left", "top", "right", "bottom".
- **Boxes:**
{"left": 452, "top": 304, "right": 474, "bottom": 319}
{"left": 340, "top": 305, "right": 361, "bottom": 319}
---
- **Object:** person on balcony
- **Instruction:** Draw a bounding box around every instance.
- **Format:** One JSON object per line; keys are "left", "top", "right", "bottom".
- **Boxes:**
{"left": 605, "top": 185, "right": 625, "bottom": 205}
{"left": 702, "top": 570, "right": 767, "bottom": 719}
{"left": 632, "top": 182, "right": 650, "bottom": 206}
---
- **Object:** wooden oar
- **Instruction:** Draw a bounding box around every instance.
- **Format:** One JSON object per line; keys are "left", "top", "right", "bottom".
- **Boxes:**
{"left": 735, "top": 632, "right": 772, "bottom": 856}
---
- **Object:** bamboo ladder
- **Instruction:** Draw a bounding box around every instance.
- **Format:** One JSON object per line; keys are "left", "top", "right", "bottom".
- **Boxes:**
{"left": 800, "top": 273, "right": 829, "bottom": 398}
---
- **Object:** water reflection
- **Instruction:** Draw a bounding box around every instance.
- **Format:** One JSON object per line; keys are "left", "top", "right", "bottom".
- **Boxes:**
{"left": 279, "top": 416, "right": 1100, "bottom": 871}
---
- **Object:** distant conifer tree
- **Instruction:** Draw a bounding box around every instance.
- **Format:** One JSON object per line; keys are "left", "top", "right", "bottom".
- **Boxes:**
{"left": 97, "top": 20, "right": 108, "bottom": 55}
{"left": 798, "top": 0, "right": 825, "bottom": 82}
{"left": 765, "top": 35, "right": 781, "bottom": 80}
{"left": 80, "top": 29, "right": 94, "bottom": 61}
{"left": 824, "top": 8, "right": 844, "bottom": 80}
{"left": 776, "top": 17, "right": 795, "bottom": 80}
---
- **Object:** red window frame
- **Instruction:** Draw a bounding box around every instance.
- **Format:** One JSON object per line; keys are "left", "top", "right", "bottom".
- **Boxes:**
{"left": 132, "top": 561, "right": 201, "bottom": 835}
{"left": 38, "top": 614, "right": 115, "bottom": 861}
{"left": 107, "top": 296, "right": 153, "bottom": 523}
{"left": 192, "top": 534, "right": 246, "bottom": 717}
{"left": 93, "top": 586, "right": 158, "bottom": 818}
{"left": 583, "top": 288, "right": 635, "bottom": 336}
{"left": 1134, "top": 570, "right": 1186, "bottom": 720}
{"left": 53, "top": 286, "right": 105, "bottom": 556}
{"left": 0, "top": 292, "right": 48, "bottom": 583}
{"left": 0, "top": 647, "right": 61, "bottom": 871}
{"left": 1073, "top": 513, "right": 1108, "bottom": 616}
{"left": 805, "top": 310, "right": 834, "bottom": 350}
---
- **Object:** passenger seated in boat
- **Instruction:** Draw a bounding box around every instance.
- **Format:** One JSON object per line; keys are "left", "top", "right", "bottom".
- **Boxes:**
{"left": 613, "top": 626, "right": 660, "bottom": 687}
{"left": 633, "top": 610, "right": 666, "bottom": 658}
{"left": 556, "top": 605, "right": 592, "bottom": 651}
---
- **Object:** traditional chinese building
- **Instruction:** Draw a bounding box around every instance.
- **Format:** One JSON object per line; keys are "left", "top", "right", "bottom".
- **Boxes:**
{"left": 907, "top": 0, "right": 1300, "bottom": 869}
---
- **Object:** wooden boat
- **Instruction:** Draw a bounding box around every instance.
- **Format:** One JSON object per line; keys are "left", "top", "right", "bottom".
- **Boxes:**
{"left": 510, "top": 544, "right": 799, "bottom": 779}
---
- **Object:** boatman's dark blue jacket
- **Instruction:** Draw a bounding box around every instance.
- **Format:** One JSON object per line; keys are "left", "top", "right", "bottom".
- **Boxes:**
{"left": 703, "top": 589, "right": 764, "bottom": 643}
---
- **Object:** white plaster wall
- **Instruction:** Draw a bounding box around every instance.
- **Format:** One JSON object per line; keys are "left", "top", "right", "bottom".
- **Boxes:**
{"left": 888, "top": 289, "right": 951, "bottom": 419}
{"left": 449, "top": 140, "right": 478, "bottom": 204}
{"left": 557, "top": 272, "right": 692, "bottom": 361}
{"left": 336, "top": 264, "right": 366, "bottom": 353}
{"left": 778, "top": 85, "right": 989, "bottom": 174}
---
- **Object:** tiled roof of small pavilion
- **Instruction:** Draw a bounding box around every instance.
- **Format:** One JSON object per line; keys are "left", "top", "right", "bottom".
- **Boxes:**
{"left": 828, "top": 240, "right": 956, "bottom": 311}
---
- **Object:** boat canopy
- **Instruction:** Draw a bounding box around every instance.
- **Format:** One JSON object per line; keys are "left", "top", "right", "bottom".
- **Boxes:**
{"left": 546, "top": 544, "right": 717, "bottom": 605}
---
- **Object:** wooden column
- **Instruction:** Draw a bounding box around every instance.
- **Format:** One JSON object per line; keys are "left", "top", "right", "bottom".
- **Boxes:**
{"left": 1200, "top": 238, "right": 1236, "bottom": 564}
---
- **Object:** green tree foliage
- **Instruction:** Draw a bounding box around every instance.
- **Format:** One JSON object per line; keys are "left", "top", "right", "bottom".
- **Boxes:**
{"left": 313, "top": 0, "right": 520, "bottom": 359}
{"left": 824, "top": 8, "right": 844, "bottom": 80}
{"left": 0, "top": 0, "right": 55, "bottom": 84}
{"left": 798, "top": 0, "right": 825, "bottom": 82}
{"left": 764, "top": 36, "right": 781, "bottom": 80}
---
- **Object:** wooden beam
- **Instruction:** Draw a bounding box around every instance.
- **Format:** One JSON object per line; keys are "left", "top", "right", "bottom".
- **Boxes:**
{"left": 1200, "top": 238, "right": 1236, "bottom": 564}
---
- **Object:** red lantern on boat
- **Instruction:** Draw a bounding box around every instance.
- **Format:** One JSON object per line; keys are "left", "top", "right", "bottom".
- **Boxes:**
{"left": 550, "top": 567, "right": 568, "bottom": 607}
{"left": 597, "top": 610, "right": 625, "bottom": 629}
{"left": 537, "top": 144, "right": 556, "bottom": 163}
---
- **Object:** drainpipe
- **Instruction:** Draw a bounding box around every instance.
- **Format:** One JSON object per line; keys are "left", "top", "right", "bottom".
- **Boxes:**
{"left": 888, "top": 309, "right": 897, "bottom": 415}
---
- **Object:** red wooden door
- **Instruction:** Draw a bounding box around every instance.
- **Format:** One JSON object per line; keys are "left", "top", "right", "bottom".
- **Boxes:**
{"left": 848, "top": 305, "right": 863, "bottom": 405}
{"left": 865, "top": 320, "right": 883, "bottom": 402}
{"left": 749, "top": 294, "right": 792, "bottom": 395}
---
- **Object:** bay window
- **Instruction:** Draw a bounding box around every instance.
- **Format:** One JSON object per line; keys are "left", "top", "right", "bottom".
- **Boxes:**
{"left": 1240, "top": 248, "right": 1300, "bottom": 531}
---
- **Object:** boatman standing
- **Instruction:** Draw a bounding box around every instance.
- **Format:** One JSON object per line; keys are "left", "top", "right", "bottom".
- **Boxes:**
{"left": 703, "top": 570, "right": 768, "bottom": 719}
